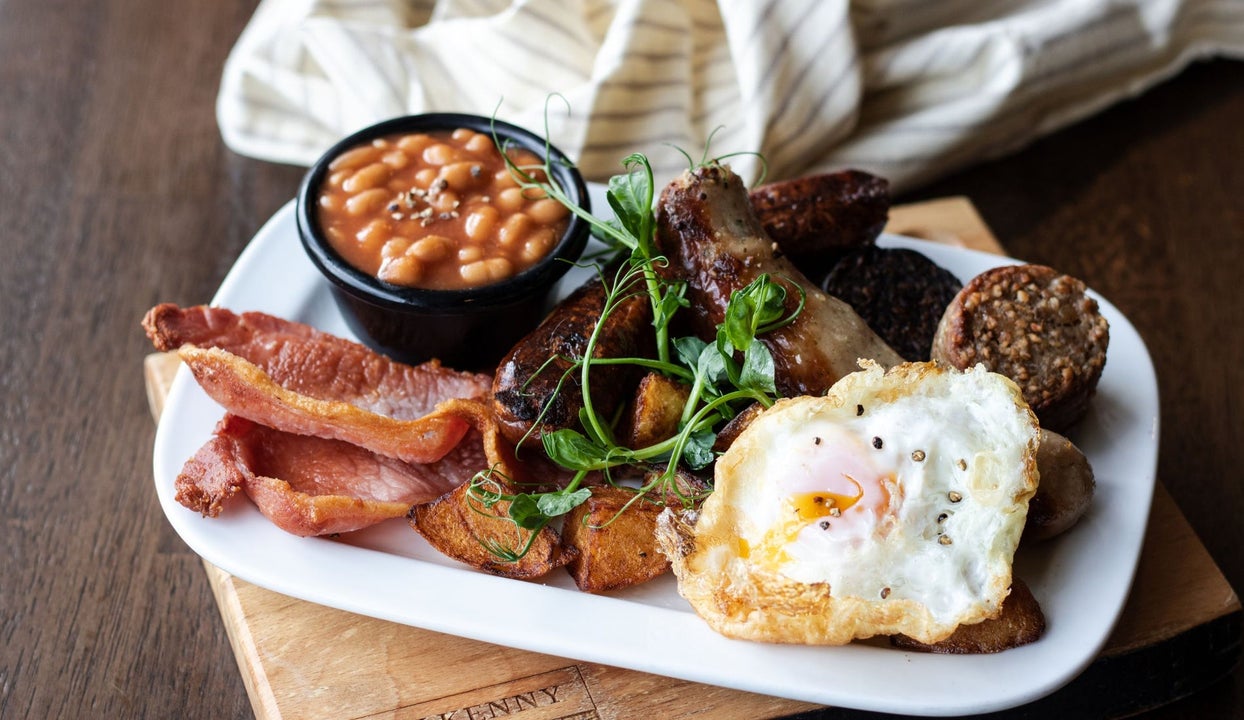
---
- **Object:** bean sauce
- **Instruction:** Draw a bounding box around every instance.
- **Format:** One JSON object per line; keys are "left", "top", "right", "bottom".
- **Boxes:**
{"left": 317, "top": 128, "right": 570, "bottom": 290}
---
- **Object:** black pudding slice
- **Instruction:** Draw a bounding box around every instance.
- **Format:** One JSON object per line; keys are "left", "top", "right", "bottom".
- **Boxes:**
{"left": 821, "top": 246, "right": 962, "bottom": 362}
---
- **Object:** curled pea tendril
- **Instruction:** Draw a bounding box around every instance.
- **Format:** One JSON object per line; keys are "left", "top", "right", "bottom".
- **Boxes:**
{"left": 473, "top": 100, "right": 796, "bottom": 558}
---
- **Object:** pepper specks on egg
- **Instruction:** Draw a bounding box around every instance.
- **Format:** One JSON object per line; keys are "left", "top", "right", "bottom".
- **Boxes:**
{"left": 658, "top": 362, "right": 1040, "bottom": 646}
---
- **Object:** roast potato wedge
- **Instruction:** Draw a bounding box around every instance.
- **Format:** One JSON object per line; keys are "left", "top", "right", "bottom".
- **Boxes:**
{"left": 410, "top": 481, "right": 576, "bottom": 579}
{"left": 619, "top": 372, "right": 691, "bottom": 449}
{"left": 563, "top": 486, "right": 669, "bottom": 593}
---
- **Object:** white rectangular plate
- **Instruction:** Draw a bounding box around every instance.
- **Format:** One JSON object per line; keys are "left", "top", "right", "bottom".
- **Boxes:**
{"left": 152, "top": 193, "right": 1158, "bottom": 716}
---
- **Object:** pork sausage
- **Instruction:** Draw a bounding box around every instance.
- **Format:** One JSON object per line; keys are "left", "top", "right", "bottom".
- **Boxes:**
{"left": 490, "top": 270, "right": 653, "bottom": 446}
{"left": 656, "top": 164, "right": 902, "bottom": 397}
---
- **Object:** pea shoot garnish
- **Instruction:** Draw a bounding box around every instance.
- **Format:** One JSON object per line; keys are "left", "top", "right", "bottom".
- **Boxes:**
{"left": 471, "top": 130, "right": 801, "bottom": 560}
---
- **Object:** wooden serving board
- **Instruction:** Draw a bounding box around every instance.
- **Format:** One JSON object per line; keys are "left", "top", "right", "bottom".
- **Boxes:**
{"left": 145, "top": 197, "right": 1241, "bottom": 719}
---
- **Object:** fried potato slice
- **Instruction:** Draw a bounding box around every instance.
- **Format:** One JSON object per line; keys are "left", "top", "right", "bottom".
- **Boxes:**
{"left": 711, "top": 402, "right": 764, "bottom": 453}
{"left": 410, "top": 481, "right": 576, "bottom": 579}
{"left": 564, "top": 486, "right": 670, "bottom": 593}
{"left": 890, "top": 577, "right": 1045, "bottom": 654}
{"left": 620, "top": 373, "right": 691, "bottom": 449}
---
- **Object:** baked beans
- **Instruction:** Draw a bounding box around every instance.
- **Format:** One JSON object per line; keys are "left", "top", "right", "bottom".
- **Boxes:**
{"left": 317, "top": 128, "right": 570, "bottom": 290}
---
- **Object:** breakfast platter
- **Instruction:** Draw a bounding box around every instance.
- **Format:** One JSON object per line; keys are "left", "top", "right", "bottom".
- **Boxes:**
{"left": 146, "top": 195, "right": 1239, "bottom": 719}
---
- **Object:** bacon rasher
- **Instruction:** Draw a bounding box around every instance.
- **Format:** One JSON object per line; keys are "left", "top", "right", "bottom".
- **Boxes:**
{"left": 144, "top": 304, "right": 492, "bottom": 464}
{"left": 177, "top": 414, "right": 497, "bottom": 536}
{"left": 145, "top": 303, "right": 548, "bottom": 536}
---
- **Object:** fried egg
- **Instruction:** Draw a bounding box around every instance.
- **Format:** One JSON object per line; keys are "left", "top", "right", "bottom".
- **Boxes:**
{"left": 656, "top": 361, "right": 1039, "bottom": 645}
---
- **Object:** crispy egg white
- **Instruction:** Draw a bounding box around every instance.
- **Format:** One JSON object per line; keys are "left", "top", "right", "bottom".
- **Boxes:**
{"left": 656, "top": 361, "right": 1039, "bottom": 645}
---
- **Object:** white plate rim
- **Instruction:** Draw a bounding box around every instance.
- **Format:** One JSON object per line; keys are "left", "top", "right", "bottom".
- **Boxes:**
{"left": 151, "top": 194, "right": 1159, "bottom": 717}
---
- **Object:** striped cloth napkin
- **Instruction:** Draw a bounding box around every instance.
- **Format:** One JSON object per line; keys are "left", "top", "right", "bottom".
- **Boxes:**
{"left": 217, "top": 0, "right": 1243, "bottom": 192}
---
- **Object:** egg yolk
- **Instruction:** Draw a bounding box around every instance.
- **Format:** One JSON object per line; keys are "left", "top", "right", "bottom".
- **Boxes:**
{"left": 790, "top": 486, "right": 863, "bottom": 520}
{"left": 747, "top": 426, "right": 900, "bottom": 568}
{"left": 788, "top": 428, "right": 895, "bottom": 528}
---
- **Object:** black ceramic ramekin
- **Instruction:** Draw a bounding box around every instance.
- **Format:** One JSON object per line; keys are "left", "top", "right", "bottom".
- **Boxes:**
{"left": 296, "top": 113, "right": 590, "bottom": 370}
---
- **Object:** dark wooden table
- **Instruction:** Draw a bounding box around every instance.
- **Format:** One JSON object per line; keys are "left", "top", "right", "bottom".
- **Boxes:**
{"left": 2, "top": 1, "right": 1241, "bottom": 717}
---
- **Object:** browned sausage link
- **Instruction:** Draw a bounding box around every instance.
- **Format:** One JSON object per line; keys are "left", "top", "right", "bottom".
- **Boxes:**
{"left": 490, "top": 270, "right": 654, "bottom": 446}
{"left": 749, "top": 170, "right": 890, "bottom": 281}
{"left": 656, "top": 164, "right": 902, "bottom": 397}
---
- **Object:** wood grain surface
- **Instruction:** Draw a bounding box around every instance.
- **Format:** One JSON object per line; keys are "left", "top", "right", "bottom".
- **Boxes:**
{"left": 3, "top": 0, "right": 1244, "bottom": 717}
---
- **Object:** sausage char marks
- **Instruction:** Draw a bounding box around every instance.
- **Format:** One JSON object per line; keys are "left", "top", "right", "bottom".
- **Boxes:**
{"left": 490, "top": 270, "right": 653, "bottom": 446}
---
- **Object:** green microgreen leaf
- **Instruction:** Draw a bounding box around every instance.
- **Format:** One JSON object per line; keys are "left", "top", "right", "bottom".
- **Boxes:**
{"left": 606, "top": 171, "right": 651, "bottom": 246}
{"left": 590, "top": 218, "right": 629, "bottom": 251}
{"left": 674, "top": 335, "right": 708, "bottom": 368}
{"left": 537, "top": 487, "right": 592, "bottom": 518}
{"left": 681, "top": 429, "right": 718, "bottom": 470}
{"left": 720, "top": 292, "right": 755, "bottom": 352}
{"left": 696, "top": 341, "right": 730, "bottom": 389}
{"left": 719, "top": 275, "right": 789, "bottom": 353}
{"left": 737, "top": 338, "right": 778, "bottom": 394}
{"left": 653, "top": 278, "right": 688, "bottom": 333}
{"left": 475, "top": 115, "right": 803, "bottom": 562}
{"left": 507, "top": 494, "right": 545, "bottom": 529}
{"left": 542, "top": 428, "right": 608, "bottom": 471}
